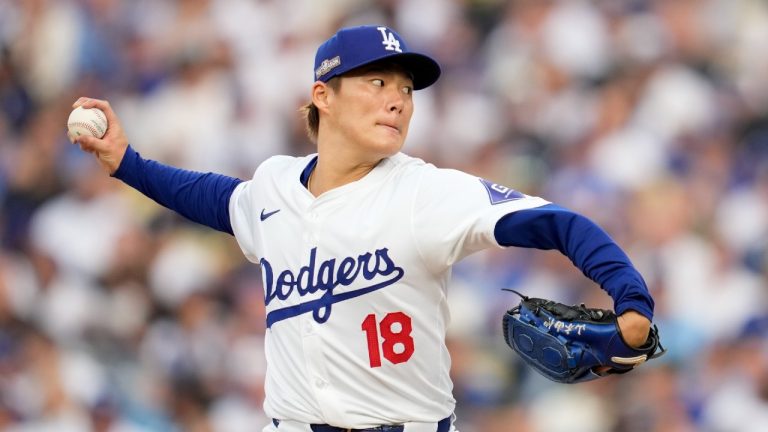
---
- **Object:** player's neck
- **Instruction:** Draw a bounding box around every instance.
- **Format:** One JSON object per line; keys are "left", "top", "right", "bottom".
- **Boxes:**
{"left": 309, "top": 148, "right": 382, "bottom": 197}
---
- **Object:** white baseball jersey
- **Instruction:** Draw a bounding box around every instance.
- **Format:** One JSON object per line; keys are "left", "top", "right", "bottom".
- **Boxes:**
{"left": 229, "top": 152, "right": 549, "bottom": 428}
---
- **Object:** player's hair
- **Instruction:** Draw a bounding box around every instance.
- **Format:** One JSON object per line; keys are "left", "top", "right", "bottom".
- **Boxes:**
{"left": 300, "top": 77, "right": 341, "bottom": 143}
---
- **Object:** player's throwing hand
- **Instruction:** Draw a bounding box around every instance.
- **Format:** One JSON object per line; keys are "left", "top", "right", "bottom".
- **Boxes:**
{"left": 69, "top": 97, "right": 129, "bottom": 175}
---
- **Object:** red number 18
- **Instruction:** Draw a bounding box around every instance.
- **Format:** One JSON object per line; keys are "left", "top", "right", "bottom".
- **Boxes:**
{"left": 360, "top": 312, "right": 415, "bottom": 368}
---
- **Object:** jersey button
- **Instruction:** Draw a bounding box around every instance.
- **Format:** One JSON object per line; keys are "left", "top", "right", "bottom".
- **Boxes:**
{"left": 315, "top": 378, "right": 326, "bottom": 388}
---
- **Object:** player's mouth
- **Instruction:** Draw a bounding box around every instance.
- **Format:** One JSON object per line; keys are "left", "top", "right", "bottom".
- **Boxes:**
{"left": 376, "top": 122, "right": 400, "bottom": 134}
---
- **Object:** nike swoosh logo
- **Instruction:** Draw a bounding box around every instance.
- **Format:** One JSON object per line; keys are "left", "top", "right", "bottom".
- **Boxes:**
{"left": 260, "top": 208, "right": 281, "bottom": 221}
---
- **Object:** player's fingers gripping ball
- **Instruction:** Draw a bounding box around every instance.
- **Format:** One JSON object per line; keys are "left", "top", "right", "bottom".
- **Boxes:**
{"left": 502, "top": 290, "right": 665, "bottom": 383}
{"left": 67, "top": 106, "right": 108, "bottom": 139}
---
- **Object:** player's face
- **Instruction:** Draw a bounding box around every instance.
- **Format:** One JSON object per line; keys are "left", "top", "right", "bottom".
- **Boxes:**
{"left": 328, "top": 65, "right": 414, "bottom": 159}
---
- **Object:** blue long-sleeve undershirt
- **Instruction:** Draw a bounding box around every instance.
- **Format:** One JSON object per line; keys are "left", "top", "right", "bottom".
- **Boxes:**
{"left": 494, "top": 204, "right": 654, "bottom": 320}
{"left": 112, "top": 145, "right": 242, "bottom": 235}
{"left": 113, "top": 147, "right": 653, "bottom": 319}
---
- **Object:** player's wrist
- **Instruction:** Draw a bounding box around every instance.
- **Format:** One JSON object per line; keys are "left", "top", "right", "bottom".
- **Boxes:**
{"left": 110, "top": 144, "right": 136, "bottom": 178}
{"left": 617, "top": 310, "right": 652, "bottom": 348}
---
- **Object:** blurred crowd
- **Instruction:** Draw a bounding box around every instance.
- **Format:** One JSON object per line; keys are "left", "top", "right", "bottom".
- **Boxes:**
{"left": 1, "top": 0, "right": 768, "bottom": 431}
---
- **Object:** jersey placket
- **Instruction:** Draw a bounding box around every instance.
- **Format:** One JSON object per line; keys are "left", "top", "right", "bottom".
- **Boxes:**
{"left": 299, "top": 203, "right": 345, "bottom": 422}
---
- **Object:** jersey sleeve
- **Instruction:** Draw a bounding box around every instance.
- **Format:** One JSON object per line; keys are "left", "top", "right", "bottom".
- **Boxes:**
{"left": 227, "top": 155, "right": 295, "bottom": 263}
{"left": 228, "top": 180, "right": 259, "bottom": 263}
{"left": 411, "top": 166, "right": 549, "bottom": 272}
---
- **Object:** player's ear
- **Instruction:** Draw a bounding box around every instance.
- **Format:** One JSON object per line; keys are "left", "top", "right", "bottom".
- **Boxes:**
{"left": 312, "top": 81, "right": 332, "bottom": 113}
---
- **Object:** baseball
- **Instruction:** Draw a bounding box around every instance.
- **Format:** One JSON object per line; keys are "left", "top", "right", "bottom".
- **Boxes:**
{"left": 67, "top": 106, "right": 108, "bottom": 139}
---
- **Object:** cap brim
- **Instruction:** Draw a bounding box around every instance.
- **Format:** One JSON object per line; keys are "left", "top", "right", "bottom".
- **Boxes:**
{"left": 381, "top": 52, "right": 441, "bottom": 90}
{"left": 340, "top": 52, "right": 440, "bottom": 91}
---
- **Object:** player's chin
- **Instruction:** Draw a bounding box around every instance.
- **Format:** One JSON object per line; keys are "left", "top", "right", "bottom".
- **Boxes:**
{"left": 371, "top": 139, "right": 404, "bottom": 158}
{"left": 372, "top": 130, "right": 406, "bottom": 155}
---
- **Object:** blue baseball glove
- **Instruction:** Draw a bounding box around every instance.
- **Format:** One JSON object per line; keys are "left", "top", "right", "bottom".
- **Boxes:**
{"left": 502, "top": 290, "right": 665, "bottom": 384}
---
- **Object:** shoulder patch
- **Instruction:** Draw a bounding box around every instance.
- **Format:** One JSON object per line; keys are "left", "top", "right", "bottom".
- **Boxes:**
{"left": 479, "top": 178, "right": 524, "bottom": 205}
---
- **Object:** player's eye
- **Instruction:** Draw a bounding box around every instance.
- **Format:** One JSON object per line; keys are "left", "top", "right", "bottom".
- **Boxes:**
{"left": 402, "top": 86, "right": 413, "bottom": 95}
{"left": 372, "top": 79, "right": 384, "bottom": 87}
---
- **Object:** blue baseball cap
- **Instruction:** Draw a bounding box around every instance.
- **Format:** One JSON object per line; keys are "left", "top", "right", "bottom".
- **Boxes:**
{"left": 313, "top": 25, "right": 441, "bottom": 90}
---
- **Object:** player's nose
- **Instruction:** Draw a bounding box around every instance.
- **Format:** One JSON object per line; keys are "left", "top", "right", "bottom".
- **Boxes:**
{"left": 386, "top": 88, "right": 406, "bottom": 114}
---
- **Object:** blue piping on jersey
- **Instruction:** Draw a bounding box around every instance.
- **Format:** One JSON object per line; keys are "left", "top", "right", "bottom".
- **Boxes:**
{"left": 300, "top": 155, "right": 319, "bottom": 188}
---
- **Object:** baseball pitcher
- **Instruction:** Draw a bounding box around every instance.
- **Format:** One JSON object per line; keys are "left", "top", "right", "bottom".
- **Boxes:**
{"left": 70, "top": 25, "right": 662, "bottom": 432}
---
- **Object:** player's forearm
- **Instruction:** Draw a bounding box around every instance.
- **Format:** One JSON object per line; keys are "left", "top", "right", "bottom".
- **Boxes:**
{"left": 113, "top": 145, "right": 242, "bottom": 235}
{"left": 493, "top": 203, "right": 654, "bottom": 320}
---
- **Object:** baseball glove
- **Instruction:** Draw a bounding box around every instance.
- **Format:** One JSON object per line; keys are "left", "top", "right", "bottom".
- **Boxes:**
{"left": 502, "top": 290, "right": 665, "bottom": 384}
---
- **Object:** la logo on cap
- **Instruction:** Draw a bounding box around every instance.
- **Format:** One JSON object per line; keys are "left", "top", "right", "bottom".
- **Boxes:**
{"left": 377, "top": 27, "right": 402, "bottom": 53}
